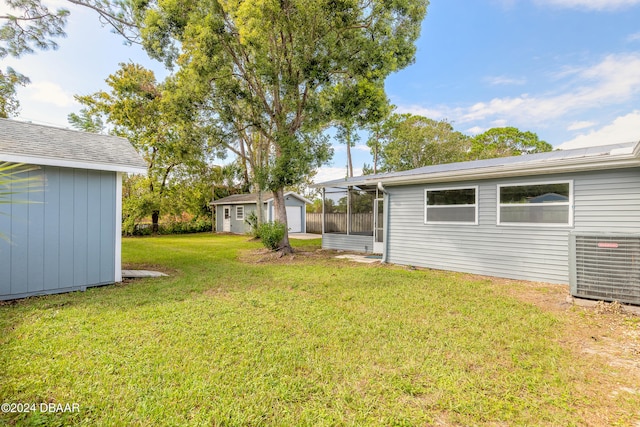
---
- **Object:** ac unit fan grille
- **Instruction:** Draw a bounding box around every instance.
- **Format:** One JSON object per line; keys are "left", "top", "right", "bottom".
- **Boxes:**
{"left": 572, "top": 234, "right": 640, "bottom": 305}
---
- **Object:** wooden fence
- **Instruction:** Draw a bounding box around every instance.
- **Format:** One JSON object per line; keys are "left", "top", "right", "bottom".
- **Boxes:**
{"left": 305, "top": 212, "right": 372, "bottom": 234}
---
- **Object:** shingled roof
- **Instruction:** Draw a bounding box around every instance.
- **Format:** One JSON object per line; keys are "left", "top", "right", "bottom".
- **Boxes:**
{"left": 0, "top": 118, "right": 147, "bottom": 173}
{"left": 211, "top": 191, "right": 311, "bottom": 205}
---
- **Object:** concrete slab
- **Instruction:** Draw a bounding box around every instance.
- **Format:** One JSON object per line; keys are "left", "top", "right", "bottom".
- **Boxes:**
{"left": 122, "top": 270, "right": 168, "bottom": 279}
{"left": 289, "top": 233, "right": 322, "bottom": 240}
{"left": 335, "top": 254, "right": 381, "bottom": 264}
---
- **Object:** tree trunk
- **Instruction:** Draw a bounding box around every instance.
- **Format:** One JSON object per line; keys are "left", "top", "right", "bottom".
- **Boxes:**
{"left": 373, "top": 131, "right": 379, "bottom": 174}
{"left": 272, "top": 187, "right": 293, "bottom": 254}
{"left": 346, "top": 139, "right": 353, "bottom": 178}
{"left": 152, "top": 210, "right": 160, "bottom": 234}
{"left": 256, "top": 188, "right": 263, "bottom": 227}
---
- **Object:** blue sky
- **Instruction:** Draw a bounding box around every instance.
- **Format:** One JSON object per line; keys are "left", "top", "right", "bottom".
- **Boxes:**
{"left": 4, "top": 0, "right": 640, "bottom": 183}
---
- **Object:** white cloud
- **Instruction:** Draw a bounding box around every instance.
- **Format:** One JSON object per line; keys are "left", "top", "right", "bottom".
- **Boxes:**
{"left": 628, "top": 32, "right": 640, "bottom": 42}
{"left": 536, "top": 0, "right": 640, "bottom": 10}
{"left": 449, "top": 53, "right": 640, "bottom": 125}
{"left": 567, "top": 121, "right": 596, "bottom": 131}
{"left": 313, "top": 167, "right": 363, "bottom": 184}
{"left": 354, "top": 144, "right": 370, "bottom": 152}
{"left": 25, "top": 81, "right": 77, "bottom": 107}
{"left": 485, "top": 75, "right": 527, "bottom": 86}
{"left": 394, "top": 104, "right": 447, "bottom": 120}
{"left": 466, "top": 126, "right": 485, "bottom": 135}
{"left": 557, "top": 111, "right": 640, "bottom": 149}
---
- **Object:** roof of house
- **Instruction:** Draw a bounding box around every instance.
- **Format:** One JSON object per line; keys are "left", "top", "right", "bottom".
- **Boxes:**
{"left": 211, "top": 191, "right": 311, "bottom": 205}
{"left": 314, "top": 141, "right": 640, "bottom": 188}
{"left": 0, "top": 118, "right": 147, "bottom": 173}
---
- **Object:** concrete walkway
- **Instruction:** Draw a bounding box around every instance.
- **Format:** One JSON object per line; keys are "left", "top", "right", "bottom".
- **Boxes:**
{"left": 289, "top": 233, "right": 321, "bottom": 240}
{"left": 122, "top": 270, "right": 168, "bottom": 279}
{"left": 335, "top": 254, "right": 382, "bottom": 264}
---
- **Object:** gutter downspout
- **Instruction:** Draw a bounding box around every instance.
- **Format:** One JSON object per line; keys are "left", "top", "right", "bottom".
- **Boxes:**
{"left": 377, "top": 182, "right": 389, "bottom": 263}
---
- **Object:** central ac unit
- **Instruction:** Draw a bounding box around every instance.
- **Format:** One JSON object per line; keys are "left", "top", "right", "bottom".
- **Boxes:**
{"left": 570, "top": 233, "right": 640, "bottom": 305}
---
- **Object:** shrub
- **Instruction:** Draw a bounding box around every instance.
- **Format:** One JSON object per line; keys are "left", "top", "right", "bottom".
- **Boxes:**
{"left": 159, "top": 219, "right": 212, "bottom": 235}
{"left": 123, "top": 219, "right": 212, "bottom": 236}
{"left": 245, "top": 211, "right": 259, "bottom": 238}
{"left": 257, "top": 221, "right": 286, "bottom": 251}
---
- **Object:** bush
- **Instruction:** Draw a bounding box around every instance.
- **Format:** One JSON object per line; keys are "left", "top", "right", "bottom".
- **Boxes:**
{"left": 257, "top": 221, "right": 286, "bottom": 251}
{"left": 245, "top": 211, "right": 259, "bottom": 238}
{"left": 159, "top": 219, "right": 212, "bottom": 235}
{"left": 123, "top": 219, "right": 212, "bottom": 236}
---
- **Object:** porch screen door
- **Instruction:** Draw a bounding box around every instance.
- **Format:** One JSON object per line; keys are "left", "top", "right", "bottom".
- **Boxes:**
{"left": 373, "top": 198, "right": 384, "bottom": 254}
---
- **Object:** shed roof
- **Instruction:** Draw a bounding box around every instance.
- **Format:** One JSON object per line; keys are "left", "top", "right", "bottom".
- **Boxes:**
{"left": 0, "top": 118, "right": 147, "bottom": 173}
{"left": 314, "top": 141, "right": 640, "bottom": 188}
{"left": 211, "top": 191, "right": 311, "bottom": 205}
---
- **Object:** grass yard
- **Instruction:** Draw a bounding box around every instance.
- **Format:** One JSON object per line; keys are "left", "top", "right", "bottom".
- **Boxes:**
{"left": 1, "top": 233, "right": 639, "bottom": 426}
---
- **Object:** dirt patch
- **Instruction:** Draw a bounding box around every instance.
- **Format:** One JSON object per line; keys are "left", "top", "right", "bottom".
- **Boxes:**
{"left": 239, "top": 246, "right": 346, "bottom": 265}
{"left": 473, "top": 275, "right": 640, "bottom": 424}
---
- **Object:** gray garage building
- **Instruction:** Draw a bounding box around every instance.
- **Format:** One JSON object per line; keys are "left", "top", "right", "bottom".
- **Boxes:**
{"left": 212, "top": 192, "right": 310, "bottom": 234}
{"left": 0, "top": 118, "right": 146, "bottom": 300}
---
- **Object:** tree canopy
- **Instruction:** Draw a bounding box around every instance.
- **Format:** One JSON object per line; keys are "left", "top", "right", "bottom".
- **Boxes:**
{"left": 375, "top": 113, "right": 470, "bottom": 172}
{"left": 469, "top": 127, "right": 552, "bottom": 160}
{"left": 362, "top": 114, "right": 553, "bottom": 174}
{"left": 70, "top": 62, "right": 217, "bottom": 232}
{"left": 134, "top": 0, "right": 428, "bottom": 251}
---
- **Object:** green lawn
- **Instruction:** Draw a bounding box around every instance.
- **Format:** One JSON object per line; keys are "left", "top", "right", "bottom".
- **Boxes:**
{"left": 1, "top": 233, "right": 638, "bottom": 426}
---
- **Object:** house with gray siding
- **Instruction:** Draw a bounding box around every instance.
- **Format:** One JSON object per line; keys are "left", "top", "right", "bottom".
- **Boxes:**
{"left": 211, "top": 192, "right": 310, "bottom": 234}
{"left": 0, "top": 118, "right": 146, "bottom": 300}
{"left": 314, "top": 142, "right": 640, "bottom": 300}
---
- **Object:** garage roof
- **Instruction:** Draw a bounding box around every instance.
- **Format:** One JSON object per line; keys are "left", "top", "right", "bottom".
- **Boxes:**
{"left": 211, "top": 192, "right": 311, "bottom": 205}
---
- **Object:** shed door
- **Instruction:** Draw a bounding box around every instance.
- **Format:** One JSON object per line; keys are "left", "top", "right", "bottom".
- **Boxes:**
{"left": 223, "top": 206, "right": 231, "bottom": 232}
{"left": 286, "top": 206, "right": 302, "bottom": 233}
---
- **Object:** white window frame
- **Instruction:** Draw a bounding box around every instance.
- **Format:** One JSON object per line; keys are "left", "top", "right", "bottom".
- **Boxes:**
{"left": 497, "top": 180, "right": 574, "bottom": 227}
{"left": 236, "top": 205, "right": 245, "bottom": 221}
{"left": 424, "top": 185, "right": 478, "bottom": 225}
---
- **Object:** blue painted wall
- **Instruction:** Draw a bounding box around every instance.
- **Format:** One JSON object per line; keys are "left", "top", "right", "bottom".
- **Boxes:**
{"left": 0, "top": 166, "right": 116, "bottom": 300}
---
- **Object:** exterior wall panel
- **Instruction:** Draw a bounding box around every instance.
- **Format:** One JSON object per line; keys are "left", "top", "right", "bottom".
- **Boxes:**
{"left": 43, "top": 168, "right": 60, "bottom": 290}
{"left": 27, "top": 170, "right": 45, "bottom": 293}
{"left": 100, "top": 172, "right": 116, "bottom": 283}
{"left": 58, "top": 168, "right": 75, "bottom": 288}
{"left": 0, "top": 166, "right": 117, "bottom": 300}
{"left": 322, "top": 234, "right": 373, "bottom": 253}
{"left": 384, "top": 168, "right": 640, "bottom": 284}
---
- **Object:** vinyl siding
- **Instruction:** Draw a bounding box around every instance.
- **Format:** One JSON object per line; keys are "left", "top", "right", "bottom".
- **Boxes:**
{"left": 216, "top": 204, "right": 263, "bottom": 234}
{"left": 0, "top": 166, "right": 117, "bottom": 300}
{"left": 385, "top": 168, "right": 640, "bottom": 284}
{"left": 322, "top": 234, "right": 374, "bottom": 253}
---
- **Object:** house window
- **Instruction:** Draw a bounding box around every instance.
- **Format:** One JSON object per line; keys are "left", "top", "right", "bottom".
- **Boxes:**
{"left": 425, "top": 187, "right": 477, "bottom": 224}
{"left": 236, "top": 206, "right": 244, "bottom": 220}
{"left": 498, "top": 181, "right": 572, "bottom": 226}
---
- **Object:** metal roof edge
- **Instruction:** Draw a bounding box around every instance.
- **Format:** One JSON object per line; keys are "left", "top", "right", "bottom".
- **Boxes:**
{"left": 376, "top": 154, "right": 640, "bottom": 186}
{"left": 313, "top": 142, "right": 640, "bottom": 188}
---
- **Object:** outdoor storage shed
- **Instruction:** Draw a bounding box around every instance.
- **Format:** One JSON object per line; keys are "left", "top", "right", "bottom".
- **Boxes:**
{"left": 0, "top": 118, "right": 147, "bottom": 300}
{"left": 315, "top": 141, "right": 640, "bottom": 303}
{"left": 211, "top": 192, "right": 310, "bottom": 234}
